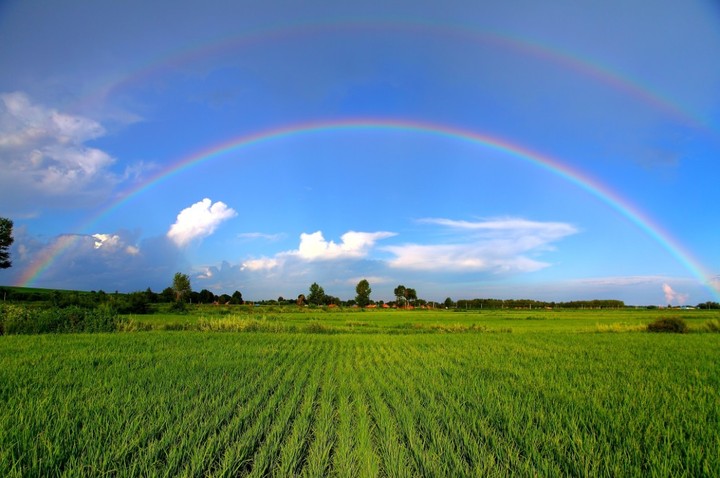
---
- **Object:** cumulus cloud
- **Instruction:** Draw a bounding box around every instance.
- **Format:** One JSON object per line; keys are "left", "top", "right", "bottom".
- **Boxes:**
{"left": 195, "top": 230, "right": 397, "bottom": 295}
{"left": 385, "top": 217, "right": 577, "bottom": 273}
{"left": 0, "top": 92, "right": 121, "bottom": 211}
{"left": 293, "top": 231, "right": 396, "bottom": 261}
{"left": 167, "top": 198, "right": 237, "bottom": 247}
{"left": 92, "top": 233, "right": 140, "bottom": 255}
{"left": 662, "top": 283, "right": 689, "bottom": 305}
{"left": 237, "top": 230, "right": 395, "bottom": 271}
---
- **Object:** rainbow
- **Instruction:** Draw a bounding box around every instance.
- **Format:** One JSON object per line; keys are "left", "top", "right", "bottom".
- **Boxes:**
{"left": 72, "top": 21, "right": 715, "bottom": 138}
{"left": 18, "top": 118, "right": 719, "bottom": 300}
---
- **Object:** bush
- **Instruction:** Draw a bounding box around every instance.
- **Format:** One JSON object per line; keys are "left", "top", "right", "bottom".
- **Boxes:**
{"left": 83, "top": 304, "right": 119, "bottom": 332}
{"left": 169, "top": 301, "right": 188, "bottom": 313}
{"left": 704, "top": 319, "right": 720, "bottom": 333}
{"left": 647, "top": 317, "right": 688, "bottom": 333}
{"left": 0, "top": 304, "right": 118, "bottom": 334}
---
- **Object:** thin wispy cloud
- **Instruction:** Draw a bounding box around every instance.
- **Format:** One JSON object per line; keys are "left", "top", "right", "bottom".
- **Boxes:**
{"left": 385, "top": 218, "right": 577, "bottom": 273}
{"left": 237, "top": 232, "right": 285, "bottom": 241}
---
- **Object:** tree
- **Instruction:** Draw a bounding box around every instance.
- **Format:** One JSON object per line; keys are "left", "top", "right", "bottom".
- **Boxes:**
{"left": 394, "top": 285, "right": 406, "bottom": 306}
{"left": 307, "top": 282, "right": 325, "bottom": 306}
{"left": 444, "top": 297, "right": 454, "bottom": 309}
{"left": 405, "top": 288, "right": 417, "bottom": 306}
{"left": 160, "top": 287, "right": 175, "bottom": 303}
{"left": 231, "top": 290, "right": 244, "bottom": 305}
{"left": 172, "top": 272, "right": 191, "bottom": 302}
{"left": 355, "top": 279, "right": 372, "bottom": 308}
{"left": 198, "top": 289, "right": 216, "bottom": 304}
{"left": 0, "top": 217, "right": 13, "bottom": 269}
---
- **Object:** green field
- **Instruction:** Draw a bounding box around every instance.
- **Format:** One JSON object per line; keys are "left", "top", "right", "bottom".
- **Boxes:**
{"left": 1, "top": 309, "right": 719, "bottom": 476}
{"left": 121, "top": 305, "right": 717, "bottom": 333}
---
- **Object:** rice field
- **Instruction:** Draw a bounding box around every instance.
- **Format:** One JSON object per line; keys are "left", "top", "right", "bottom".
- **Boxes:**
{"left": 1, "top": 323, "right": 718, "bottom": 476}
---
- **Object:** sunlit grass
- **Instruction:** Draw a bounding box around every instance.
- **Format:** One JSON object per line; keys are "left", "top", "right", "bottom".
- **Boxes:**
{"left": 1, "top": 328, "right": 718, "bottom": 476}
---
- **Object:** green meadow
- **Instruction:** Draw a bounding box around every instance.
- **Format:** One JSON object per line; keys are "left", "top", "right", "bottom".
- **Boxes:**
{"left": 1, "top": 307, "right": 719, "bottom": 476}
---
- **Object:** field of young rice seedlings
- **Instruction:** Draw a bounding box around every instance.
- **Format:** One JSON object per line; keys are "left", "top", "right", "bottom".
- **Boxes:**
{"left": 1, "top": 331, "right": 718, "bottom": 476}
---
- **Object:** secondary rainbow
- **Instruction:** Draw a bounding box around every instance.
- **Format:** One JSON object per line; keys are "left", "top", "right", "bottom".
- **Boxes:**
{"left": 73, "top": 21, "right": 715, "bottom": 139}
{"left": 19, "top": 118, "right": 719, "bottom": 300}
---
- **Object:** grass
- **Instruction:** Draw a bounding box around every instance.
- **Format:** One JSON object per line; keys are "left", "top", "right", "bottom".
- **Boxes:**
{"left": 1, "top": 316, "right": 719, "bottom": 476}
{"left": 118, "top": 305, "right": 720, "bottom": 334}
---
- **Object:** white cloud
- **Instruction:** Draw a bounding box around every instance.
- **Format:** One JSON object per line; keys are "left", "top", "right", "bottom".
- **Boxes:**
{"left": 236, "top": 230, "right": 395, "bottom": 272}
{"left": 237, "top": 232, "right": 285, "bottom": 241}
{"left": 167, "top": 198, "right": 237, "bottom": 247}
{"left": 385, "top": 217, "right": 577, "bottom": 273}
{"left": 663, "top": 283, "right": 689, "bottom": 305}
{"left": 0, "top": 92, "right": 121, "bottom": 209}
{"left": 419, "top": 217, "right": 577, "bottom": 240}
{"left": 293, "top": 230, "right": 396, "bottom": 261}
{"left": 92, "top": 233, "right": 140, "bottom": 255}
{"left": 242, "top": 258, "right": 279, "bottom": 271}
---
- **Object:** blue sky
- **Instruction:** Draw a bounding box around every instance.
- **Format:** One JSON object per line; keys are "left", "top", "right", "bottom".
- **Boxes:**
{"left": 1, "top": 0, "right": 719, "bottom": 305}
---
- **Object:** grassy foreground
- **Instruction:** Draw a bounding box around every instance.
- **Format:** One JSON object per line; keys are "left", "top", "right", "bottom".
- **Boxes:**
{"left": 1, "top": 313, "right": 719, "bottom": 477}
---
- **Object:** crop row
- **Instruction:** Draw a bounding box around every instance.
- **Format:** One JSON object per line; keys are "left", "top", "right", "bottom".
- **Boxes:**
{"left": 1, "top": 332, "right": 718, "bottom": 476}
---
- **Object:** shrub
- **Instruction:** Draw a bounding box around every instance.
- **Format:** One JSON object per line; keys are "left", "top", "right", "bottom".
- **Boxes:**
{"left": 83, "top": 304, "right": 119, "bottom": 332}
{"left": 704, "top": 319, "right": 720, "bottom": 333}
{"left": 1, "top": 305, "right": 39, "bottom": 334}
{"left": 169, "top": 301, "right": 188, "bottom": 313}
{"left": 117, "top": 318, "right": 152, "bottom": 332}
{"left": 0, "top": 304, "right": 118, "bottom": 334}
{"left": 647, "top": 317, "right": 688, "bottom": 333}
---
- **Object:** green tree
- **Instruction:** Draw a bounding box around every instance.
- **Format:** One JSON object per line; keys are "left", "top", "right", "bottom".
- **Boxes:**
{"left": 444, "top": 297, "right": 454, "bottom": 309}
{"left": 231, "top": 290, "right": 244, "bottom": 305}
{"left": 405, "top": 288, "right": 417, "bottom": 306}
{"left": 160, "top": 287, "right": 175, "bottom": 303}
{"left": 394, "top": 285, "right": 406, "bottom": 306}
{"left": 355, "top": 279, "right": 372, "bottom": 308}
{"left": 0, "top": 217, "right": 13, "bottom": 269}
{"left": 198, "top": 289, "right": 216, "bottom": 304}
{"left": 307, "top": 282, "right": 325, "bottom": 306}
{"left": 172, "top": 272, "right": 191, "bottom": 302}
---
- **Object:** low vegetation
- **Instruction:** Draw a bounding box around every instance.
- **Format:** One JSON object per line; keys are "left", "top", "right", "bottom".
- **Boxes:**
{"left": 1, "top": 331, "right": 718, "bottom": 476}
{"left": 1, "top": 286, "right": 718, "bottom": 475}
{"left": 647, "top": 316, "right": 689, "bottom": 333}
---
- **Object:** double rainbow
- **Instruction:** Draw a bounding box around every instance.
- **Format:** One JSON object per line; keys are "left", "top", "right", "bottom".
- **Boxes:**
{"left": 18, "top": 118, "right": 719, "bottom": 301}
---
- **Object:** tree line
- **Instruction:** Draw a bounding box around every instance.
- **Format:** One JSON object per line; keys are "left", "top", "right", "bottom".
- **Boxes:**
{"left": 4, "top": 218, "right": 717, "bottom": 310}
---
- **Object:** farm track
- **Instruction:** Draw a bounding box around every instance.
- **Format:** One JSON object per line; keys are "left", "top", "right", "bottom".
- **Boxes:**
{"left": 0, "top": 332, "right": 719, "bottom": 476}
